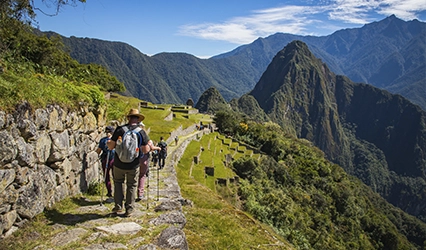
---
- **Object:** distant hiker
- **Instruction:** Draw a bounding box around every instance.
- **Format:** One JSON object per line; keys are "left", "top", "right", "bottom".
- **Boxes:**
{"left": 107, "top": 109, "right": 151, "bottom": 217}
{"left": 157, "top": 137, "right": 168, "bottom": 169}
{"left": 96, "top": 126, "right": 115, "bottom": 197}
{"left": 151, "top": 148, "right": 159, "bottom": 167}
{"left": 136, "top": 121, "right": 161, "bottom": 201}
{"left": 174, "top": 135, "right": 179, "bottom": 146}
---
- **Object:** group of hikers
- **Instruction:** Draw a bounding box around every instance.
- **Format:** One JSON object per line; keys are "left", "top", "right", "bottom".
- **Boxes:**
{"left": 95, "top": 108, "right": 169, "bottom": 217}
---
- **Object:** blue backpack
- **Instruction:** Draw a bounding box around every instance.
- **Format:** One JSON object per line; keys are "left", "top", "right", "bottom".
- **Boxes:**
{"left": 115, "top": 126, "right": 142, "bottom": 163}
{"left": 99, "top": 137, "right": 114, "bottom": 161}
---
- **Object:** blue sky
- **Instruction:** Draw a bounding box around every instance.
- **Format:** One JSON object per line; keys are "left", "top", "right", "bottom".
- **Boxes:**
{"left": 33, "top": 0, "right": 426, "bottom": 58}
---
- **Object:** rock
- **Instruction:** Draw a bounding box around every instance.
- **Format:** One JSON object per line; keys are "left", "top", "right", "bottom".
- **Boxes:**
{"left": 51, "top": 228, "right": 88, "bottom": 247}
{"left": 149, "top": 211, "right": 186, "bottom": 229}
{"left": 156, "top": 226, "right": 188, "bottom": 250}
{"left": 96, "top": 222, "right": 142, "bottom": 235}
{"left": 82, "top": 242, "right": 128, "bottom": 249}
{"left": 154, "top": 200, "right": 182, "bottom": 212}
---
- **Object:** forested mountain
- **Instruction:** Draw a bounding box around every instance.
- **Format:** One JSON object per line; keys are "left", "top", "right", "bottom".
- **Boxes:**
{"left": 226, "top": 40, "right": 426, "bottom": 223}
{"left": 56, "top": 15, "right": 425, "bottom": 110}
{"left": 58, "top": 36, "right": 256, "bottom": 104}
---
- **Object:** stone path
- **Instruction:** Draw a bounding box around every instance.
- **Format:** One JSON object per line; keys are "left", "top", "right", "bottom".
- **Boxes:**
{"left": 32, "top": 129, "right": 206, "bottom": 250}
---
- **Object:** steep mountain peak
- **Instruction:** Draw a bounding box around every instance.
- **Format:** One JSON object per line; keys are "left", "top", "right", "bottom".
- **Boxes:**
{"left": 195, "top": 87, "right": 228, "bottom": 113}
{"left": 250, "top": 40, "right": 334, "bottom": 112}
{"left": 244, "top": 38, "right": 426, "bottom": 223}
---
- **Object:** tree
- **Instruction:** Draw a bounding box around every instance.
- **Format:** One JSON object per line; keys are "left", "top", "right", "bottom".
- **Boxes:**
{"left": 0, "top": 0, "right": 86, "bottom": 24}
{"left": 213, "top": 110, "right": 240, "bottom": 134}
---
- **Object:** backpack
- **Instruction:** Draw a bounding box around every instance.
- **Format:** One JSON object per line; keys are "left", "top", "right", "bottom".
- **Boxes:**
{"left": 99, "top": 137, "right": 114, "bottom": 161}
{"left": 158, "top": 141, "right": 167, "bottom": 156}
{"left": 115, "top": 126, "right": 142, "bottom": 163}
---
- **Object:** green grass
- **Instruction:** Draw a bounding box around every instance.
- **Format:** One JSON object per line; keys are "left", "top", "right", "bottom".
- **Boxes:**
{"left": 0, "top": 67, "right": 105, "bottom": 112}
{"left": 107, "top": 94, "right": 212, "bottom": 142}
{"left": 0, "top": 85, "right": 289, "bottom": 249}
{"left": 177, "top": 139, "right": 292, "bottom": 249}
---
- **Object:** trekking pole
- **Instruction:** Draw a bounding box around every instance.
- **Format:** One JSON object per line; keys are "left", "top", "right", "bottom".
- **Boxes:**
{"left": 146, "top": 164, "right": 150, "bottom": 209}
{"left": 157, "top": 160, "right": 160, "bottom": 201}
{"left": 100, "top": 150, "right": 109, "bottom": 206}
{"left": 98, "top": 156, "right": 103, "bottom": 206}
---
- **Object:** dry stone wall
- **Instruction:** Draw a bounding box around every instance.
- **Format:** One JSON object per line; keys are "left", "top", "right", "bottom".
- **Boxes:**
{"left": 0, "top": 102, "right": 107, "bottom": 236}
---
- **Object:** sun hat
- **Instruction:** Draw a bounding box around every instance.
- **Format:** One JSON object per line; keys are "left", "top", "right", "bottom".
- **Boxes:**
{"left": 126, "top": 108, "right": 145, "bottom": 121}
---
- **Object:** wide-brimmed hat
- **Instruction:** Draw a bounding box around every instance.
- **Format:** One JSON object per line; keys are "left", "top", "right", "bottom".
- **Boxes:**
{"left": 126, "top": 108, "right": 145, "bottom": 121}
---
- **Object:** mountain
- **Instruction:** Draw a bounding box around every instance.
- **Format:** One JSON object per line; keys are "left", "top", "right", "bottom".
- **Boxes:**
{"left": 55, "top": 15, "right": 426, "bottom": 110}
{"left": 194, "top": 87, "right": 228, "bottom": 113}
{"left": 58, "top": 36, "right": 257, "bottom": 104}
{"left": 229, "top": 94, "right": 270, "bottom": 123}
{"left": 216, "top": 15, "right": 426, "bottom": 110}
{"left": 232, "top": 40, "right": 426, "bottom": 222}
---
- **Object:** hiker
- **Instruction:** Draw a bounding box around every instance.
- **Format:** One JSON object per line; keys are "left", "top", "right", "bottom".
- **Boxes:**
{"left": 95, "top": 126, "right": 115, "bottom": 197}
{"left": 174, "top": 135, "right": 179, "bottom": 146}
{"left": 107, "top": 108, "right": 152, "bottom": 217}
{"left": 151, "top": 147, "right": 159, "bottom": 167}
{"left": 137, "top": 122, "right": 161, "bottom": 201}
{"left": 157, "top": 136, "right": 168, "bottom": 169}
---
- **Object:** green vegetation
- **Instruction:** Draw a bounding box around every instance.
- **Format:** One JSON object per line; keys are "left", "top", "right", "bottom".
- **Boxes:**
{"left": 212, "top": 110, "right": 426, "bottom": 249}
{"left": 0, "top": 9, "right": 124, "bottom": 111}
{"left": 2, "top": 5, "right": 425, "bottom": 249}
{"left": 176, "top": 134, "right": 291, "bottom": 249}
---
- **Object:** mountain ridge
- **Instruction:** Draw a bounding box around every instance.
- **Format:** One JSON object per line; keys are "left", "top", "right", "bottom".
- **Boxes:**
{"left": 54, "top": 15, "right": 426, "bottom": 110}
{"left": 210, "top": 40, "right": 426, "bottom": 223}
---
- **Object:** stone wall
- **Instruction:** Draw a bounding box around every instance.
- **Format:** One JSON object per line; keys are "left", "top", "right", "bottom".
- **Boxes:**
{"left": 166, "top": 124, "right": 197, "bottom": 146}
{"left": 0, "top": 103, "right": 107, "bottom": 236}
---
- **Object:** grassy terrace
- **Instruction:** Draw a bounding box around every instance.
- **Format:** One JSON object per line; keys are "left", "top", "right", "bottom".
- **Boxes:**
{"left": 190, "top": 132, "right": 260, "bottom": 192}
{"left": 176, "top": 133, "right": 288, "bottom": 249}
{"left": 2, "top": 99, "right": 289, "bottom": 249}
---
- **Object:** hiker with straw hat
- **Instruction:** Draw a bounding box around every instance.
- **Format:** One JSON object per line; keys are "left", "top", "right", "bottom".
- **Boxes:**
{"left": 107, "top": 108, "right": 154, "bottom": 217}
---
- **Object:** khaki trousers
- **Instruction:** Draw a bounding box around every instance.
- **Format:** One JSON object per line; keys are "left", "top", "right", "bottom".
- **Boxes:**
{"left": 113, "top": 166, "right": 139, "bottom": 212}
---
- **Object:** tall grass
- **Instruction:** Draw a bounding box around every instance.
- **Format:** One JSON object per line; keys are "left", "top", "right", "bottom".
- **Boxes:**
{"left": 0, "top": 62, "right": 105, "bottom": 111}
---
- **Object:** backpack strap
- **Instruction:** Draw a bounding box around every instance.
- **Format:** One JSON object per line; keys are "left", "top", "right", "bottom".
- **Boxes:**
{"left": 131, "top": 127, "right": 143, "bottom": 148}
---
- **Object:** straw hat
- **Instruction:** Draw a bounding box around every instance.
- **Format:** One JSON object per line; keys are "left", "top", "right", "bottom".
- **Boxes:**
{"left": 126, "top": 108, "right": 145, "bottom": 121}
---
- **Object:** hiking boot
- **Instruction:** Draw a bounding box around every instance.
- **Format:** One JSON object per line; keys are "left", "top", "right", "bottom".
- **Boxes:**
{"left": 124, "top": 209, "right": 134, "bottom": 217}
{"left": 112, "top": 205, "right": 123, "bottom": 214}
{"left": 136, "top": 195, "right": 144, "bottom": 202}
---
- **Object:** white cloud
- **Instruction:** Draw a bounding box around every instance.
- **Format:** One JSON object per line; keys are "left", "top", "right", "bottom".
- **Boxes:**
{"left": 178, "top": 0, "right": 426, "bottom": 44}
{"left": 179, "top": 5, "right": 326, "bottom": 44}
{"left": 329, "top": 0, "right": 426, "bottom": 22}
{"left": 376, "top": 0, "right": 426, "bottom": 19}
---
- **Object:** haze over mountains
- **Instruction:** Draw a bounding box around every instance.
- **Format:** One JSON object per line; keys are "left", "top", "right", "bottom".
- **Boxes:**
{"left": 57, "top": 15, "right": 426, "bottom": 111}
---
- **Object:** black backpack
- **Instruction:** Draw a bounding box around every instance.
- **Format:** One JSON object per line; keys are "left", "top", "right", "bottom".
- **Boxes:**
{"left": 158, "top": 141, "right": 167, "bottom": 156}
